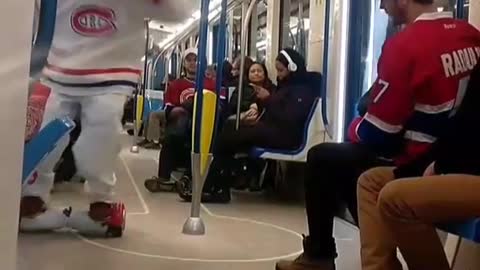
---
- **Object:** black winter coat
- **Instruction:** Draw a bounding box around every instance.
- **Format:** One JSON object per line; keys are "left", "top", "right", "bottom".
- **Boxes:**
{"left": 257, "top": 73, "right": 320, "bottom": 147}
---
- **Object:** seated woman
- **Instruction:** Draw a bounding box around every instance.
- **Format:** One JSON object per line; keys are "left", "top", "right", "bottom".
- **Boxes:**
{"left": 178, "top": 48, "right": 320, "bottom": 203}
{"left": 357, "top": 62, "right": 480, "bottom": 270}
{"left": 226, "top": 62, "right": 276, "bottom": 189}
{"left": 227, "top": 62, "right": 276, "bottom": 125}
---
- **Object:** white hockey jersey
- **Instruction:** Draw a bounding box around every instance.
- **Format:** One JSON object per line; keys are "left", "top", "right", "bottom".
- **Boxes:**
{"left": 42, "top": 0, "right": 192, "bottom": 96}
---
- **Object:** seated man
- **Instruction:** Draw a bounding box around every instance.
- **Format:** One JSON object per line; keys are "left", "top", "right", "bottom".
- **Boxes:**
{"left": 276, "top": 1, "right": 480, "bottom": 269}
{"left": 144, "top": 48, "right": 216, "bottom": 192}
{"left": 177, "top": 49, "right": 319, "bottom": 203}
{"left": 357, "top": 62, "right": 480, "bottom": 270}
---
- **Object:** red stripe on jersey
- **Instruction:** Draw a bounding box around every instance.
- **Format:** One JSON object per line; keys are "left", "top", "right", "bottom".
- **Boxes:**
{"left": 46, "top": 64, "right": 141, "bottom": 76}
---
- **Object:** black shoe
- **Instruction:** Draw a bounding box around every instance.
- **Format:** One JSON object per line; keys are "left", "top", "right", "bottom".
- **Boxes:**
{"left": 232, "top": 175, "right": 249, "bottom": 190}
{"left": 201, "top": 189, "right": 231, "bottom": 203}
{"left": 144, "top": 142, "right": 161, "bottom": 149}
{"left": 137, "top": 139, "right": 150, "bottom": 147}
{"left": 144, "top": 177, "right": 176, "bottom": 192}
{"left": 177, "top": 175, "right": 231, "bottom": 203}
{"left": 179, "top": 189, "right": 231, "bottom": 204}
{"left": 176, "top": 175, "right": 192, "bottom": 201}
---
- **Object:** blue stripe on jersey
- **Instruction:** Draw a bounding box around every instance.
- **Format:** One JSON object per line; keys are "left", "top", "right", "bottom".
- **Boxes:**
{"left": 404, "top": 110, "right": 451, "bottom": 138}
{"left": 47, "top": 78, "right": 138, "bottom": 89}
{"left": 357, "top": 119, "right": 404, "bottom": 158}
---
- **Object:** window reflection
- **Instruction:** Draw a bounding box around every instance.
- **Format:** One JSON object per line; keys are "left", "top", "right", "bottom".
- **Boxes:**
{"left": 279, "top": 0, "right": 310, "bottom": 58}
{"left": 437, "top": 0, "right": 470, "bottom": 18}
{"left": 256, "top": 1, "right": 267, "bottom": 62}
{"left": 465, "top": 0, "right": 470, "bottom": 18}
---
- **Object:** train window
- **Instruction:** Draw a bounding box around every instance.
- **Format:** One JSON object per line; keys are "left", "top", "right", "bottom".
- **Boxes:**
{"left": 464, "top": 0, "right": 470, "bottom": 18}
{"left": 256, "top": 0, "right": 268, "bottom": 62}
{"left": 232, "top": 5, "right": 242, "bottom": 59}
{"left": 364, "top": 1, "right": 389, "bottom": 94}
{"left": 279, "top": 0, "right": 309, "bottom": 58}
{"left": 436, "top": 0, "right": 470, "bottom": 18}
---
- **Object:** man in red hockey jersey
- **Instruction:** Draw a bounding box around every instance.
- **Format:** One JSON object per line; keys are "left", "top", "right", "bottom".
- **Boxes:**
{"left": 144, "top": 48, "right": 216, "bottom": 192}
{"left": 276, "top": 1, "right": 480, "bottom": 270}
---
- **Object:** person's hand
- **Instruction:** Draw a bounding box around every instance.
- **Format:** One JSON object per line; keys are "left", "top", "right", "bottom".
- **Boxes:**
{"left": 244, "top": 108, "right": 258, "bottom": 119}
{"left": 423, "top": 162, "right": 436, "bottom": 176}
{"left": 251, "top": 84, "right": 270, "bottom": 100}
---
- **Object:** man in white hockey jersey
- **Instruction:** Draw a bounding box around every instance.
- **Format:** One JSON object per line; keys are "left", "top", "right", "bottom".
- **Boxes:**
{"left": 20, "top": 0, "right": 191, "bottom": 237}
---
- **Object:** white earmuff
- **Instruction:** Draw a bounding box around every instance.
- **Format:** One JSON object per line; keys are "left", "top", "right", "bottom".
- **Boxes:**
{"left": 280, "top": 50, "right": 298, "bottom": 72}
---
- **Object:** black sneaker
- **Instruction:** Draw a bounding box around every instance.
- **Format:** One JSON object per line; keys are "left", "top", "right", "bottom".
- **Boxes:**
{"left": 176, "top": 175, "right": 192, "bottom": 201}
{"left": 178, "top": 187, "right": 231, "bottom": 204}
{"left": 137, "top": 139, "right": 150, "bottom": 147}
{"left": 144, "top": 142, "right": 161, "bottom": 149}
{"left": 144, "top": 176, "right": 176, "bottom": 192}
{"left": 201, "top": 189, "right": 231, "bottom": 203}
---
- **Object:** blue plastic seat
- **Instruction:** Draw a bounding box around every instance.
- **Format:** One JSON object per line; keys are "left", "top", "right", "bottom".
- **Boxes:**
{"left": 250, "top": 98, "right": 325, "bottom": 162}
{"left": 143, "top": 89, "right": 165, "bottom": 118}
{"left": 439, "top": 219, "right": 480, "bottom": 243}
{"left": 23, "top": 117, "right": 75, "bottom": 183}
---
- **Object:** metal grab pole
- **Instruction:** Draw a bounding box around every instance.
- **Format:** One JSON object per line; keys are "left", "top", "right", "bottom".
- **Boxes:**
{"left": 183, "top": 0, "right": 211, "bottom": 236}
{"left": 321, "top": 0, "right": 332, "bottom": 138}
{"left": 142, "top": 18, "right": 151, "bottom": 97}
{"left": 235, "top": 0, "right": 258, "bottom": 130}
{"left": 212, "top": 0, "right": 228, "bottom": 146}
{"left": 30, "top": 0, "right": 57, "bottom": 81}
{"left": 131, "top": 18, "right": 151, "bottom": 153}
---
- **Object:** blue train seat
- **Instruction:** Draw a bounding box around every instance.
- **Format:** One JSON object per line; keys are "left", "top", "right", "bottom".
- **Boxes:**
{"left": 23, "top": 117, "right": 75, "bottom": 183}
{"left": 250, "top": 98, "right": 325, "bottom": 162}
{"left": 143, "top": 89, "right": 164, "bottom": 120}
{"left": 439, "top": 219, "right": 480, "bottom": 243}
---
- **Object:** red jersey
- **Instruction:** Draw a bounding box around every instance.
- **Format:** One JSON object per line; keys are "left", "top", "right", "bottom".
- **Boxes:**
{"left": 26, "top": 82, "right": 52, "bottom": 141}
{"left": 164, "top": 77, "right": 217, "bottom": 107}
{"left": 350, "top": 12, "right": 480, "bottom": 164}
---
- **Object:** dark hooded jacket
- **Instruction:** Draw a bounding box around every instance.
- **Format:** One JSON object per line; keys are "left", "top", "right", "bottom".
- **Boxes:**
{"left": 256, "top": 49, "right": 321, "bottom": 148}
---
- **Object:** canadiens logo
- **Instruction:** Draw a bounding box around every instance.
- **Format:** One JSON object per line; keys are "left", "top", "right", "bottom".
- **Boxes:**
{"left": 71, "top": 5, "right": 117, "bottom": 37}
{"left": 180, "top": 88, "right": 195, "bottom": 103}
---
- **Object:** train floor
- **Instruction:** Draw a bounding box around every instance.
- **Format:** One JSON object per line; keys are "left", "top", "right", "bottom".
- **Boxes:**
{"left": 17, "top": 134, "right": 361, "bottom": 270}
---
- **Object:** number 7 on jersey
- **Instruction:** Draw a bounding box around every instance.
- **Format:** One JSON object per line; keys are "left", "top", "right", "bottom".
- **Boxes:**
{"left": 373, "top": 79, "right": 390, "bottom": 104}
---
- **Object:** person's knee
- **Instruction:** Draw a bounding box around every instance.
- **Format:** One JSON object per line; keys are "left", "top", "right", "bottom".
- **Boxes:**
{"left": 357, "top": 167, "right": 393, "bottom": 197}
{"left": 168, "top": 107, "right": 188, "bottom": 121}
{"left": 377, "top": 181, "right": 409, "bottom": 221}
{"left": 307, "top": 143, "right": 353, "bottom": 165}
{"left": 307, "top": 143, "right": 337, "bottom": 164}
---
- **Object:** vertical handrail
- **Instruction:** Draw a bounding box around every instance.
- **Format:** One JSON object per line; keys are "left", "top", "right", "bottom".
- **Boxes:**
{"left": 321, "top": 0, "right": 332, "bottom": 138}
{"left": 192, "top": 0, "right": 211, "bottom": 153}
{"left": 456, "top": 0, "right": 465, "bottom": 19}
{"left": 212, "top": 0, "right": 229, "bottom": 151}
{"left": 297, "top": 0, "right": 306, "bottom": 57}
{"left": 30, "top": 0, "right": 57, "bottom": 79}
{"left": 131, "top": 18, "right": 151, "bottom": 153}
{"left": 235, "top": 0, "right": 259, "bottom": 130}
{"left": 182, "top": 0, "right": 212, "bottom": 236}
{"left": 142, "top": 18, "right": 151, "bottom": 96}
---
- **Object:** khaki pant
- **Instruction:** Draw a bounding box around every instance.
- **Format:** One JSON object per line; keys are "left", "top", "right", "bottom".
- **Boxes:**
{"left": 146, "top": 110, "right": 166, "bottom": 142}
{"left": 357, "top": 167, "right": 480, "bottom": 270}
